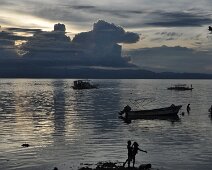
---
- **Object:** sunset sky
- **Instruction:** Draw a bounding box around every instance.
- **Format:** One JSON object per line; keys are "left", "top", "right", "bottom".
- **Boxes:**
{"left": 0, "top": 0, "right": 212, "bottom": 74}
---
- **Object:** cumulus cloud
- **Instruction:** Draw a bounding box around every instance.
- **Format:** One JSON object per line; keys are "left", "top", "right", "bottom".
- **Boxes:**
{"left": 73, "top": 20, "right": 139, "bottom": 44}
{"left": 54, "top": 23, "right": 66, "bottom": 32}
{"left": 127, "top": 46, "right": 212, "bottom": 73}
{"left": 17, "top": 21, "right": 139, "bottom": 67}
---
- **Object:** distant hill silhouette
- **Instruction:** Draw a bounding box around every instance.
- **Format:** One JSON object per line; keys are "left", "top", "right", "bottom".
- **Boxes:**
{"left": 1, "top": 67, "right": 212, "bottom": 79}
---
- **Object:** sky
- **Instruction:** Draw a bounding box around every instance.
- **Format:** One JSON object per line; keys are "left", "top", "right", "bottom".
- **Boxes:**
{"left": 0, "top": 0, "right": 212, "bottom": 75}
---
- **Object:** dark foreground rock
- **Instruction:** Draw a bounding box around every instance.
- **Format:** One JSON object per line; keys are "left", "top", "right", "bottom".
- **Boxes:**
{"left": 78, "top": 162, "right": 155, "bottom": 170}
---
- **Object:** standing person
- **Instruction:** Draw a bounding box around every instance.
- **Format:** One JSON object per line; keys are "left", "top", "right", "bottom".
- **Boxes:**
{"left": 123, "top": 140, "right": 133, "bottom": 167}
{"left": 187, "top": 104, "right": 191, "bottom": 113}
{"left": 132, "top": 142, "right": 147, "bottom": 168}
{"left": 209, "top": 105, "right": 212, "bottom": 113}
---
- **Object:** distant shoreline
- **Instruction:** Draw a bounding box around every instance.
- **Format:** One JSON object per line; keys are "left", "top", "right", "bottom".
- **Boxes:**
{"left": 1, "top": 68, "right": 212, "bottom": 79}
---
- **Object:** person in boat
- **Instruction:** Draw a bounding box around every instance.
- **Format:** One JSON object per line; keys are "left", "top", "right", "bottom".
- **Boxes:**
{"left": 132, "top": 142, "right": 147, "bottom": 168}
{"left": 124, "top": 105, "right": 131, "bottom": 112}
{"left": 119, "top": 105, "right": 131, "bottom": 119}
{"left": 123, "top": 140, "right": 133, "bottom": 167}
{"left": 124, "top": 105, "right": 131, "bottom": 119}
{"left": 187, "top": 104, "right": 191, "bottom": 113}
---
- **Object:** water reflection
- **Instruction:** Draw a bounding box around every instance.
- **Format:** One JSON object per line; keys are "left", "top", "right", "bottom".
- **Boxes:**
{"left": 52, "top": 80, "right": 66, "bottom": 135}
{"left": 0, "top": 81, "right": 16, "bottom": 122}
{"left": 0, "top": 79, "right": 212, "bottom": 170}
{"left": 71, "top": 80, "right": 123, "bottom": 133}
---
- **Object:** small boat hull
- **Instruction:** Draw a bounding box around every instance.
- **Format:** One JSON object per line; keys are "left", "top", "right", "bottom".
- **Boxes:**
{"left": 167, "top": 87, "right": 193, "bottom": 91}
{"left": 72, "top": 85, "right": 97, "bottom": 90}
{"left": 72, "top": 80, "right": 98, "bottom": 90}
{"left": 167, "top": 84, "right": 193, "bottom": 91}
{"left": 120, "top": 105, "right": 182, "bottom": 120}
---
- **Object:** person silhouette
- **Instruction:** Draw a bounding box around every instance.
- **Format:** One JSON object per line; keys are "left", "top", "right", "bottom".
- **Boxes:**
{"left": 132, "top": 142, "right": 147, "bottom": 167}
{"left": 187, "top": 104, "right": 191, "bottom": 113}
{"left": 209, "top": 105, "right": 212, "bottom": 114}
{"left": 123, "top": 140, "right": 133, "bottom": 167}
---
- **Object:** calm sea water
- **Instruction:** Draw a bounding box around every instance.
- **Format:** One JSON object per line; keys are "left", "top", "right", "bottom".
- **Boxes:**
{"left": 0, "top": 79, "right": 212, "bottom": 170}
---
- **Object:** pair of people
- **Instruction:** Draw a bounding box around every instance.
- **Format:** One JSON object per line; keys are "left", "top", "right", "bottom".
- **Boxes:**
{"left": 123, "top": 140, "right": 147, "bottom": 168}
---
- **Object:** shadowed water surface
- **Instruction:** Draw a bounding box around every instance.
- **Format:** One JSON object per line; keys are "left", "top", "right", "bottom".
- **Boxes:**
{"left": 0, "top": 79, "right": 212, "bottom": 170}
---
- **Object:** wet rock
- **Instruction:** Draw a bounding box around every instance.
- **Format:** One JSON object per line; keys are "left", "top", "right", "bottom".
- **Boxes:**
{"left": 139, "top": 164, "right": 151, "bottom": 170}
{"left": 78, "top": 167, "right": 92, "bottom": 170}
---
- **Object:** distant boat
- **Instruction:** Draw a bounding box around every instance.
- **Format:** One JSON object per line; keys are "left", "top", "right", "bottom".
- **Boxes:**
{"left": 119, "top": 104, "right": 182, "bottom": 120}
{"left": 167, "top": 84, "right": 193, "bottom": 91}
{"left": 72, "top": 80, "right": 98, "bottom": 90}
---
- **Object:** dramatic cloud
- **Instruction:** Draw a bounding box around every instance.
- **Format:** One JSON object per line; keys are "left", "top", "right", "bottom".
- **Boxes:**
{"left": 1, "top": 0, "right": 212, "bottom": 77}
{"left": 127, "top": 46, "right": 212, "bottom": 73}
{"left": 17, "top": 21, "right": 139, "bottom": 67}
{"left": 1, "top": 0, "right": 211, "bottom": 30}
{"left": 73, "top": 20, "right": 139, "bottom": 44}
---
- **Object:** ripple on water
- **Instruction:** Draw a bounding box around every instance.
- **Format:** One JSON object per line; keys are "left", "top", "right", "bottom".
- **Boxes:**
{"left": 0, "top": 79, "right": 212, "bottom": 170}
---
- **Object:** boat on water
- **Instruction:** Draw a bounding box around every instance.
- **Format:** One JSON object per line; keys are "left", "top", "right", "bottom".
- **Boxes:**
{"left": 119, "top": 104, "right": 182, "bottom": 120}
{"left": 72, "top": 80, "right": 98, "bottom": 90}
{"left": 167, "top": 84, "right": 193, "bottom": 91}
{"left": 209, "top": 105, "right": 212, "bottom": 114}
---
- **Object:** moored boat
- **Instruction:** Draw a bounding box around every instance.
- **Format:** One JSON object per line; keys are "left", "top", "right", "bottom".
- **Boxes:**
{"left": 167, "top": 84, "right": 193, "bottom": 91}
{"left": 72, "top": 80, "right": 98, "bottom": 90}
{"left": 119, "top": 104, "right": 182, "bottom": 120}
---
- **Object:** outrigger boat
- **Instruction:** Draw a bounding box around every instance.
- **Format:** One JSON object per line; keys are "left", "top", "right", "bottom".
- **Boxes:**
{"left": 119, "top": 104, "right": 182, "bottom": 120}
{"left": 167, "top": 84, "right": 193, "bottom": 91}
{"left": 72, "top": 80, "right": 98, "bottom": 90}
{"left": 209, "top": 106, "right": 212, "bottom": 114}
{"left": 119, "top": 98, "right": 182, "bottom": 120}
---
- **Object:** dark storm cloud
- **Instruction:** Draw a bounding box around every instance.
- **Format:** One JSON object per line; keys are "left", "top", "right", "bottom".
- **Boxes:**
{"left": 18, "top": 21, "right": 139, "bottom": 67}
{"left": 0, "top": 31, "right": 28, "bottom": 40}
{"left": 66, "top": 5, "right": 96, "bottom": 10}
{"left": 147, "top": 11, "right": 212, "bottom": 27}
{"left": 6, "top": 28, "right": 42, "bottom": 33}
{"left": 73, "top": 20, "right": 140, "bottom": 44}
{"left": 67, "top": 5, "right": 144, "bottom": 18}
{"left": 0, "top": 39, "right": 18, "bottom": 60}
{"left": 64, "top": 4, "right": 144, "bottom": 15}
{"left": 126, "top": 46, "right": 212, "bottom": 73}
